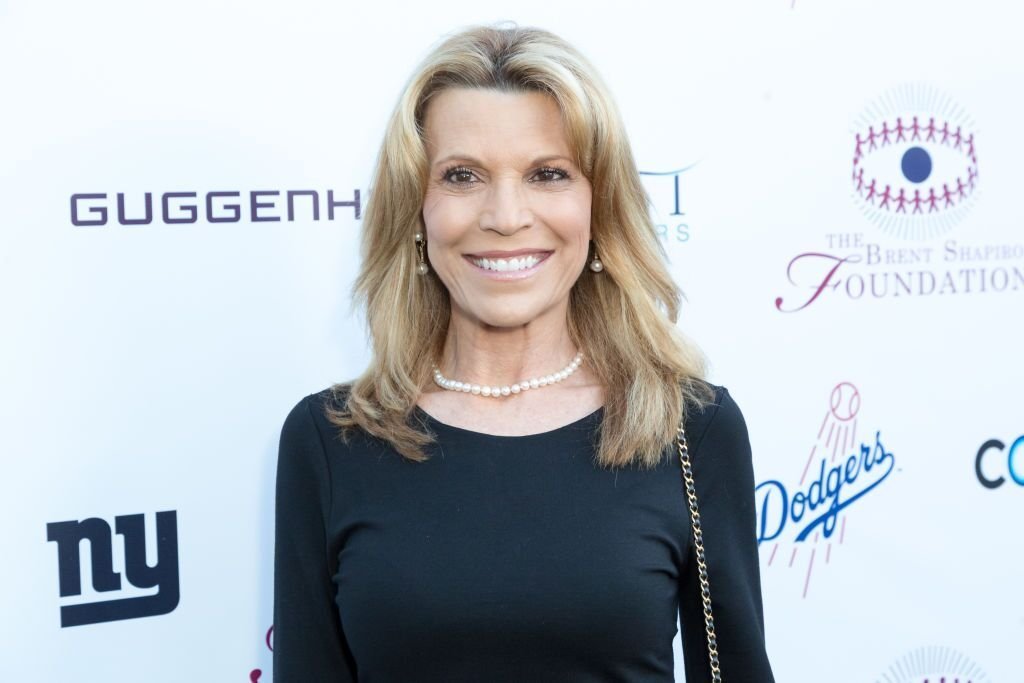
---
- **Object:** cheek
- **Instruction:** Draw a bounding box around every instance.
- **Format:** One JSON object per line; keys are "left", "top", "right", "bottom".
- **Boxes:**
{"left": 422, "top": 194, "right": 471, "bottom": 247}
{"left": 547, "top": 196, "right": 592, "bottom": 252}
{"left": 421, "top": 197, "right": 469, "bottom": 294}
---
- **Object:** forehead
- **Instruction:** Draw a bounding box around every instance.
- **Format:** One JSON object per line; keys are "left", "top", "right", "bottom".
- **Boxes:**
{"left": 422, "top": 87, "right": 572, "bottom": 163}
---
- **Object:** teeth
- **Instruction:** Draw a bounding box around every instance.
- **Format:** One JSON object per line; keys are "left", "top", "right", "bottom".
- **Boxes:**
{"left": 471, "top": 254, "right": 543, "bottom": 272}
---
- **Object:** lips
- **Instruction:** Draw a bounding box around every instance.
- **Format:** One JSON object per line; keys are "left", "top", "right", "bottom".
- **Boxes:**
{"left": 463, "top": 250, "right": 552, "bottom": 277}
{"left": 463, "top": 248, "right": 554, "bottom": 258}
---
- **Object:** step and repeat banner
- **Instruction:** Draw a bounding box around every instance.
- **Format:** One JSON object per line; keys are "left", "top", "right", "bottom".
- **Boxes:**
{"left": 2, "top": 1, "right": 1020, "bottom": 681}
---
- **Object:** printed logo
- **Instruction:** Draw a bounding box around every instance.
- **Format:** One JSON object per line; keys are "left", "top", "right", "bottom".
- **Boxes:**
{"left": 640, "top": 164, "right": 698, "bottom": 245}
{"left": 975, "top": 433, "right": 1024, "bottom": 489}
{"left": 756, "top": 382, "right": 897, "bottom": 597}
{"left": 249, "top": 624, "right": 274, "bottom": 682}
{"left": 46, "top": 510, "right": 179, "bottom": 627}
{"left": 876, "top": 645, "right": 991, "bottom": 683}
{"left": 852, "top": 85, "right": 979, "bottom": 239}
{"left": 70, "top": 189, "right": 361, "bottom": 226}
{"left": 775, "top": 83, "right": 1023, "bottom": 312}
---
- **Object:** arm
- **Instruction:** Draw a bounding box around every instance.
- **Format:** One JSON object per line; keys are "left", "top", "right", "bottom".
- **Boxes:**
{"left": 273, "top": 395, "right": 357, "bottom": 682}
{"left": 678, "top": 386, "right": 775, "bottom": 682}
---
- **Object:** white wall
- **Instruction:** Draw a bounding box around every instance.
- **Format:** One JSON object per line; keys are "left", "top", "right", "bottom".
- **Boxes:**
{"left": 2, "top": 1, "right": 1020, "bottom": 680}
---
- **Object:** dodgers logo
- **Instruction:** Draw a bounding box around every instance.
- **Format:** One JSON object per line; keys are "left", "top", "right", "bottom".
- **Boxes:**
{"left": 756, "top": 382, "right": 897, "bottom": 597}
{"left": 851, "top": 83, "right": 979, "bottom": 240}
{"left": 876, "top": 645, "right": 991, "bottom": 683}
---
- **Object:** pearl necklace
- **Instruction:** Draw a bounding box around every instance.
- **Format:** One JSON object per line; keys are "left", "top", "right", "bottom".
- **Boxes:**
{"left": 432, "top": 352, "right": 584, "bottom": 398}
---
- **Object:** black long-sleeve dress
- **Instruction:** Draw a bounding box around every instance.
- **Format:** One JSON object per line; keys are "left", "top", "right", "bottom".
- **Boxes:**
{"left": 273, "top": 382, "right": 776, "bottom": 682}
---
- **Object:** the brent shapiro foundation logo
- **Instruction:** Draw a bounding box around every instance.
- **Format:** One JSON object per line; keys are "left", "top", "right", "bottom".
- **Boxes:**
{"left": 775, "top": 83, "right": 1023, "bottom": 312}
{"left": 852, "top": 84, "right": 979, "bottom": 239}
{"left": 756, "top": 382, "right": 896, "bottom": 598}
{"left": 46, "top": 510, "right": 179, "bottom": 627}
{"left": 876, "top": 645, "right": 991, "bottom": 683}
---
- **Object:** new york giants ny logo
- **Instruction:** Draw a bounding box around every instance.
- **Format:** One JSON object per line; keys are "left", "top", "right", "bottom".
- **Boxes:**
{"left": 46, "top": 510, "right": 179, "bottom": 627}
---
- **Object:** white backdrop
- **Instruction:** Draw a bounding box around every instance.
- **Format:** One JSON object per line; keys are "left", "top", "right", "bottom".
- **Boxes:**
{"left": 2, "top": 1, "right": 1021, "bottom": 681}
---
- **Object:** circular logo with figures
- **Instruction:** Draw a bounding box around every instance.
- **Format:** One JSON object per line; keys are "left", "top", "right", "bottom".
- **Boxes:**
{"left": 876, "top": 645, "right": 991, "bottom": 683}
{"left": 851, "top": 83, "right": 979, "bottom": 240}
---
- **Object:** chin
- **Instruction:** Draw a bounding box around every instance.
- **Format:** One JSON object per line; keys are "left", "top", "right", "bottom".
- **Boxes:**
{"left": 468, "top": 300, "right": 548, "bottom": 329}
{"left": 476, "top": 310, "right": 539, "bottom": 328}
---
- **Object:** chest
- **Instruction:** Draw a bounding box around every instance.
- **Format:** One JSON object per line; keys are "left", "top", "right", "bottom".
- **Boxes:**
{"left": 326, "top": 437, "right": 689, "bottom": 672}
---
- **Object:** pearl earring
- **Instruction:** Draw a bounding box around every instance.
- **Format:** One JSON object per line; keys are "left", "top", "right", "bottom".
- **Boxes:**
{"left": 589, "top": 243, "right": 604, "bottom": 273}
{"left": 415, "top": 232, "right": 429, "bottom": 275}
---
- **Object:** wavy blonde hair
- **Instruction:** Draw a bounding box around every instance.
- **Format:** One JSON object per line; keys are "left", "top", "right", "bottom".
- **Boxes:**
{"left": 325, "top": 21, "right": 716, "bottom": 469}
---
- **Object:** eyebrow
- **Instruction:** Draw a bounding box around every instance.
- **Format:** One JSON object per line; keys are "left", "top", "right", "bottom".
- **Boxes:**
{"left": 431, "top": 153, "right": 576, "bottom": 169}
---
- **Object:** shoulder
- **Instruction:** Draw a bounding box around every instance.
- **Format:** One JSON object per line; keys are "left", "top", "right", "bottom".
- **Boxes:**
{"left": 279, "top": 393, "right": 317, "bottom": 442}
{"left": 279, "top": 383, "right": 351, "bottom": 448}
{"left": 307, "top": 381, "right": 352, "bottom": 411}
{"left": 682, "top": 382, "right": 736, "bottom": 442}
{"left": 280, "top": 382, "right": 374, "bottom": 462}
{"left": 289, "top": 383, "right": 352, "bottom": 429}
{"left": 682, "top": 383, "right": 752, "bottom": 471}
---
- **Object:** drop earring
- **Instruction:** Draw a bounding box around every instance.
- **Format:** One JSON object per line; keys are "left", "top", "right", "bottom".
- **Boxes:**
{"left": 415, "top": 232, "right": 429, "bottom": 275}
{"left": 588, "top": 241, "right": 604, "bottom": 273}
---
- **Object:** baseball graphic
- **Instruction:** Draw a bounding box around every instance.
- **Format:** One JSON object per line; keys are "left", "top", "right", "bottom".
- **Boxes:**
{"left": 829, "top": 382, "right": 861, "bottom": 422}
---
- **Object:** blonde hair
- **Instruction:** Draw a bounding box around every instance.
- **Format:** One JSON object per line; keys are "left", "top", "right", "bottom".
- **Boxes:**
{"left": 325, "top": 21, "right": 716, "bottom": 469}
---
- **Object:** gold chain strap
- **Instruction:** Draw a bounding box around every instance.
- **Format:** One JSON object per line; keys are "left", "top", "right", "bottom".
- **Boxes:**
{"left": 677, "top": 420, "right": 723, "bottom": 682}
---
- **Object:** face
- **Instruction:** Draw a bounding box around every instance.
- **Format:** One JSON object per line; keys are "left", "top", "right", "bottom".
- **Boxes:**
{"left": 421, "top": 87, "right": 593, "bottom": 330}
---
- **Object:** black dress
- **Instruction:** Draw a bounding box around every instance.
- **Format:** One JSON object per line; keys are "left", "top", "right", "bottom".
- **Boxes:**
{"left": 273, "top": 383, "right": 775, "bottom": 682}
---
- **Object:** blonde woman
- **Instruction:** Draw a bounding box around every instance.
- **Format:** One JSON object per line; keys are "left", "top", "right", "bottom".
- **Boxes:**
{"left": 274, "top": 22, "right": 775, "bottom": 682}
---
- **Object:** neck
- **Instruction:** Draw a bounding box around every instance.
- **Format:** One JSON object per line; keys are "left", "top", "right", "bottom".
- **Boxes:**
{"left": 438, "top": 304, "right": 580, "bottom": 387}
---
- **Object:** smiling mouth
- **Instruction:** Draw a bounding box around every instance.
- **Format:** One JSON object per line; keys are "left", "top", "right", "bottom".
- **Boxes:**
{"left": 464, "top": 251, "right": 553, "bottom": 273}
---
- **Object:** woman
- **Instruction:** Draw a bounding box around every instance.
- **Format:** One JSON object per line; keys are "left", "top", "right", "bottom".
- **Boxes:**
{"left": 274, "top": 22, "right": 775, "bottom": 682}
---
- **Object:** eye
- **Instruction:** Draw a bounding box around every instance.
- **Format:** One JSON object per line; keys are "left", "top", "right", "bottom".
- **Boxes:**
{"left": 851, "top": 84, "right": 978, "bottom": 239}
{"left": 439, "top": 164, "right": 572, "bottom": 187}
{"left": 532, "top": 166, "right": 571, "bottom": 184}
{"left": 440, "top": 165, "right": 477, "bottom": 186}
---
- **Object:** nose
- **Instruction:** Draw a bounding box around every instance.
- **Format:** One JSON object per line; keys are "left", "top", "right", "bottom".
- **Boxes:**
{"left": 480, "top": 178, "right": 533, "bottom": 235}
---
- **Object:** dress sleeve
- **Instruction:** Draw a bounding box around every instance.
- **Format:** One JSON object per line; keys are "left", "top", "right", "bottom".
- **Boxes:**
{"left": 273, "top": 395, "right": 357, "bottom": 682}
{"left": 678, "top": 386, "right": 776, "bottom": 682}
